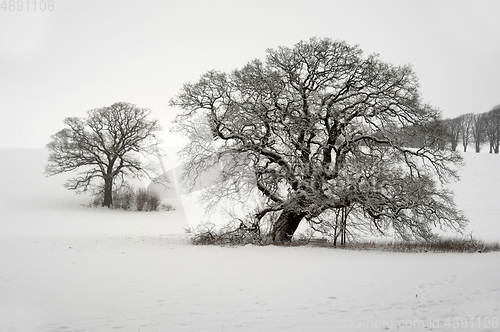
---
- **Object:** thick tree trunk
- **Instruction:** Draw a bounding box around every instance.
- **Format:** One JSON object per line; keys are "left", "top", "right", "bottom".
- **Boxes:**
{"left": 271, "top": 208, "right": 306, "bottom": 243}
{"left": 451, "top": 141, "right": 457, "bottom": 152}
{"left": 102, "top": 176, "right": 113, "bottom": 208}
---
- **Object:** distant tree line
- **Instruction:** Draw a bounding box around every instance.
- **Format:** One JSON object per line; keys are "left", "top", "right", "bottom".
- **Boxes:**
{"left": 441, "top": 105, "right": 500, "bottom": 153}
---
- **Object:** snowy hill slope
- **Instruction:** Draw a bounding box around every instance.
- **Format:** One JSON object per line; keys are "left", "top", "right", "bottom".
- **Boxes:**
{"left": 448, "top": 152, "right": 500, "bottom": 241}
{"left": 0, "top": 148, "right": 499, "bottom": 332}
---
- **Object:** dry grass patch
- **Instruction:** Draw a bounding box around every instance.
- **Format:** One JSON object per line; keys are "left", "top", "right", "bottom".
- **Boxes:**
{"left": 335, "top": 237, "right": 500, "bottom": 253}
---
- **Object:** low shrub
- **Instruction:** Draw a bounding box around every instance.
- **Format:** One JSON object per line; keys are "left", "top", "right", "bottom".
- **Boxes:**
{"left": 135, "top": 189, "right": 148, "bottom": 211}
{"left": 113, "top": 187, "right": 134, "bottom": 210}
{"left": 145, "top": 190, "right": 161, "bottom": 211}
{"left": 133, "top": 188, "right": 163, "bottom": 212}
{"left": 187, "top": 222, "right": 266, "bottom": 246}
{"left": 89, "top": 187, "right": 166, "bottom": 212}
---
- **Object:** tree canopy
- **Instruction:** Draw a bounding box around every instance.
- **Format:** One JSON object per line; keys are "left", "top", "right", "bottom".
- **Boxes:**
{"left": 170, "top": 38, "right": 467, "bottom": 243}
{"left": 46, "top": 102, "right": 163, "bottom": 207}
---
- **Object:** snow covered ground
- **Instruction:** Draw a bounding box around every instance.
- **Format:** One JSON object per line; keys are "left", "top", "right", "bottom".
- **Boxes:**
{"left": 0, "top": 148, "right": 499, "bottom": 331}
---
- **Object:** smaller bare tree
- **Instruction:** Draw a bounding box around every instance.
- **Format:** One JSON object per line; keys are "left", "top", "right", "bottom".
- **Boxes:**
{"left": 442, "top": 117, "right": 462, "bottom": 151}
{"left": 460, "top": 113, "right": 474, "bottom": 152}
{"left": 484, "top": 105, "right": 500, "bottom": 154}
{"left": 471, "top": 113, "right": 488, "bottom": 153}
{"left": 46, "top": 102, "right": 164, "bottom": 207}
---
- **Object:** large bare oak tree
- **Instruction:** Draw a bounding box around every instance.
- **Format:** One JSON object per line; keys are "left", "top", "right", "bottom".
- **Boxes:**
{"left": 46, "top": 102, "right": 162, "bottom": 207}
{"left": 170, "top": 38, "right": 467, "bottom": 243}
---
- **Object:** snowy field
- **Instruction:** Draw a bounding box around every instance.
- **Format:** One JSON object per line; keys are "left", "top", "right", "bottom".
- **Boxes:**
{"left": 0, "top": 148, "right": 499, "bottom": 332}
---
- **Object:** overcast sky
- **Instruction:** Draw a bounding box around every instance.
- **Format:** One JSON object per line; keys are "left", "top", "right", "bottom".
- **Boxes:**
{"left": 1, "top": 0, "right": 499, "bottom": 148}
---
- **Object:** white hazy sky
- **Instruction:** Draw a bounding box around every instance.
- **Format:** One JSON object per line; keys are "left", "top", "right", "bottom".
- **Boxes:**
{"left": 1, "top": 0, "right": 499, "bottom": 148}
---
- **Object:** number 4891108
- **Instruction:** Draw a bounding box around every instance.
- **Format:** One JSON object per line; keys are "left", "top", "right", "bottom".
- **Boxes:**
{"left": 444, "top": 316, "right": 498, "bottom": 329}
{"left": 1, "top": 0, "right": 55, "bottom": 11}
